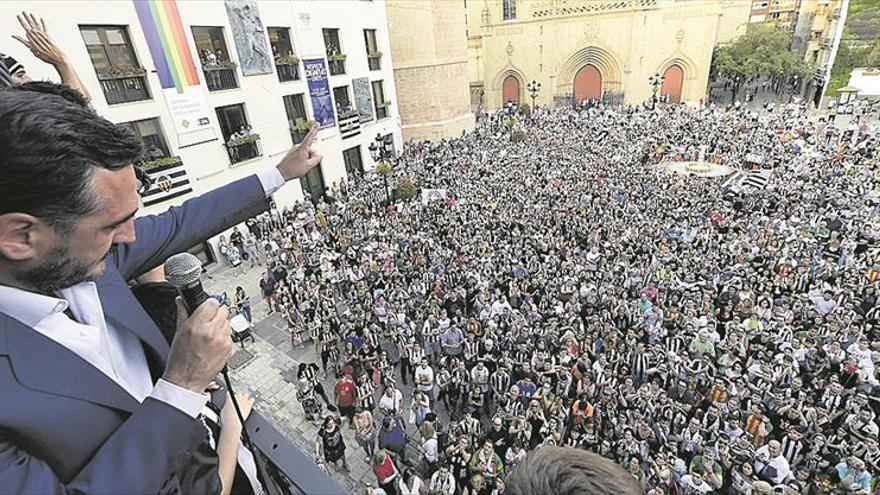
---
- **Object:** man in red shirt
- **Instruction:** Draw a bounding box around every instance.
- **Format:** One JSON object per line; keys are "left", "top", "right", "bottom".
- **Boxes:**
{"left": 334, "top": 373, "right": 357, "bottom": 426}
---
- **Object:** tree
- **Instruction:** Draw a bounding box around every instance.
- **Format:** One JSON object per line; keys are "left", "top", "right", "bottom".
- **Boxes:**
{"left": 711, "top": 24, "right": 813, "bottom": 100}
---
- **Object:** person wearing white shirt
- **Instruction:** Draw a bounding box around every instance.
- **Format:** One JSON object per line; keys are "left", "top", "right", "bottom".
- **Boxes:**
{"left": 0, "top": 89, "right": 322, "bottom": 494}
{"left": 753, "top": 440, "right": 791, "bottom": 485}
{"left": 429, "top": 465, "right": 457, "bottom": 495}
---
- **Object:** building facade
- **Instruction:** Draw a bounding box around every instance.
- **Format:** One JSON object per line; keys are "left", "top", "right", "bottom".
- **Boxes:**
{"left": 385, "top": 0, "right": 474, "bottom": 141}
{"left": 749, "top": 0, "right": 802, "bottom": 26}
{"left": 467, "top": 0, "right": 751, "bottom": 110}
{"left": 795, "top": 0, "right": 847, "bottom": 103}
{"left": 0, "top": 0, "right": 401, "bottom": 259}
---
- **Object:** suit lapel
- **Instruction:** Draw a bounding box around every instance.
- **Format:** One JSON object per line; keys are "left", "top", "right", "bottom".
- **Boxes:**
{"left": 96, "top": 267, "right": 170, "bottom": 367}
{"left": 2, "top": 314, "right": 140, "bottom": 412}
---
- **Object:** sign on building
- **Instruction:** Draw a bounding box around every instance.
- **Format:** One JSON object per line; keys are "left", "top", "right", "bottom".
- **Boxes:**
{"left": 304, "top": 59, "right": 336, "bottom": 129}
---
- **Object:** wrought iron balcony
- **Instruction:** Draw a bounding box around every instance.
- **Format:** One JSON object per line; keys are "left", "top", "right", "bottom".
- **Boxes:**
{"left": 368, "top": 55, "right": 381, "bottom": 71}
{"left": 203, "top": 65, "right": 239, "bottom": 91}
{"left": 98, "top": 73, "right": 150, "bottom": 105}
{"left": 328, "top": 59, "right": 346, "bottom": 76}
{"left": 226, "top": 134, "right": 263, "bottom": 165}
{"left": 275, "top": 62, "right": 300, "bottom": 83}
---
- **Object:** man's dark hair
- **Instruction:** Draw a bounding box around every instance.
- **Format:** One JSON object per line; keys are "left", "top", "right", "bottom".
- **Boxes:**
{"left": 0, "top": 89, "right": 142, "bottom": 233}
{"left": 505, "top": 447, "right": 644, "bottom": 495}
{"left": 15, "top": 81, "right": 89, "bottom": 107}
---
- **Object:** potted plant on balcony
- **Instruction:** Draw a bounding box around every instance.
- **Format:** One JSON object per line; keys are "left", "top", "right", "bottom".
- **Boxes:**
{"left": 142, "top": 156, "right": 183, "bottom": 171}
{"left": 227, "top": 133, "right": 261, "bottom": 147}
{"left": 328, "top": 52, "right": 347, "bottom": 62}
{"left": 277, "top": 54, "right": 300, "bottom": 65}
{"left": 367, "top": 50, "right": 383, "bottom": 59}
{"left": 95, "top": 64, "right": 147, "bottom": 81}
{"left": 204, "top": 60, "right": 238, "bottom": 71}
{"left": 295, "top": 119, "right": 318, "bottom": 131}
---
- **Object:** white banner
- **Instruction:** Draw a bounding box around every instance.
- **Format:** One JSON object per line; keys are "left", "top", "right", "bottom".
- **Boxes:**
{"left": 163, "top": 86, "right": 213, "bottom": 136}
{"left": 421, "top": 189, "right": 447, "bottom": 205}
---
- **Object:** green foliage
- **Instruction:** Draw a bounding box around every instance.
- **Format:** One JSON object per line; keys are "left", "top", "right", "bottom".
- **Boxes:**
{"left": 203, "top": 60, "right": 238, "bottom": 71}
{"left": 711, "top": 24, "right": 813, "bottom": 98}
{"left": 375, "top": 161, "right": 393, "bottom": 174}
{"left": 142, "top": 156, "right": 182, "bottom": 170}
{"left": 511, "top": 129, "right": 527, "bottom": 143}
{"left": 826, "top": 0, "right": 880, "bottom": 96}
{"left": 328, "top": 53, "right": 347, "bottom": 62}
{"left": 368, "top": 50, "right": 383, "bottom": 58}
{"left": 393, "top": 176, "right": 417, "bottom": 201}
{"left": 227, "top": 133, "right": 261, "bottom": 147}
{"left": 294, "top": 119, "right": 318, "bottom": 131}
{"left": 503, "top": 116, "right": 517, "bottom": 127}
{"left": 276, "top": 54, "right": 300, "bottom": 65}
{"left": 95, "top": 64, "right": 147, "bottom": 79}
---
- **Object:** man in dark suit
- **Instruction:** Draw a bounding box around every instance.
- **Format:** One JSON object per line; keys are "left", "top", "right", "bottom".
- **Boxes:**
{"left": 0, "top": 88, "right": 321, "bottom": 492}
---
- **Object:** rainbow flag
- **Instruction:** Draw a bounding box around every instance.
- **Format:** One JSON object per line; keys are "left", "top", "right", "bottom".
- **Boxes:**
{"left": 133, "top": 0, "right": 200, "bottom": 93}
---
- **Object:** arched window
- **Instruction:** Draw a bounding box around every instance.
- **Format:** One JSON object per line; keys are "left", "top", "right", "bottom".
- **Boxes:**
{"left": 502, "top": 0, "right": 516, "bottom": 21}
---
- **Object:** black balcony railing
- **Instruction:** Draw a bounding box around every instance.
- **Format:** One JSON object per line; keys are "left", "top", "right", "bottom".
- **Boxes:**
{"left": 275, "top": 63, "right": 300, "bottom": 82}
{"left": 375, "top": 102, "right": 389, "bottom": 120}
{"left": 290, "top": 128, "right": 309, "bottom": 144}
{"left": 328, "top": 59, "right": 346, "bottom": 76}
{"left": 368, "top": 56, "right": 381, "bottom": 71}
{"left": 243, "top": 411, "right": 347, "bottom": 495}
{"left": 226, "top": 134, "right": 262, "bottom": 165}
{"left": 99, "top": 75, "right": 150, "bottom": 105}
{"left": 204, "top": 67, "right": 238, "bottom": 91}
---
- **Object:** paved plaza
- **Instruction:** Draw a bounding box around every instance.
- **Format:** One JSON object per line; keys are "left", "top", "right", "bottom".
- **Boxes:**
{"left": 203, "top": 261, "right": 446, "bottom": 493}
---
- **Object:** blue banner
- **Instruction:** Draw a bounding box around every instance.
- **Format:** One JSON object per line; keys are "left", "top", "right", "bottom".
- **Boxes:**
{"left": 303, "top": 58, "right": 335, "bottom": 129}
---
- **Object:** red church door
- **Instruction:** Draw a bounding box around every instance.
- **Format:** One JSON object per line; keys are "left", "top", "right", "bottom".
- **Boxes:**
{"left": 502, "top": 75, "right": 520, "bottom": 104}
{"left": 573, "top": 64, "right": 602, "bottom": 102}
{"left": 660, "top": 65, "right": 684, "bottom": 103}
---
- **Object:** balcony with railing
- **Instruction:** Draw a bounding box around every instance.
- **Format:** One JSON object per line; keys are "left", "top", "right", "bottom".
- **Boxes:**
{"left": 96, "top": 65, "right": 150, "bottom": 104}
{"left": 327, "top": 55, "right": 347, "bottom": 76}
{"left": 368, "top": 53, "right": 382, "bottom": 71}
{"left": 290, "top": 120, "right": 317, "bottom": 145}
{"left": 226, "top": 133, "right": 262, "bottom": 165}
{"left": 203, "top": 62, "right": 239, "bottom": 91}
{"left": 275, "top": 55, "right": 301, "bottom": 82}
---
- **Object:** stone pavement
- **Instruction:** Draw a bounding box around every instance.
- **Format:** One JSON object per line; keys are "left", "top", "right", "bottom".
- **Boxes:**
{"left": 202, "top": 260, "right": 442, "bottom": 494}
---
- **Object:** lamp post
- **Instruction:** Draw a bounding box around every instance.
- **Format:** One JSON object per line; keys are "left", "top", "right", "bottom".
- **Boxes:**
{"left": 527, "top": 79, "right": 542, "bottom": 109}
{"left": 649, "top": 72, "right": 665, "bottom": 110}
{"left": 368, "top": 133, "right": 395, "bottom": 208}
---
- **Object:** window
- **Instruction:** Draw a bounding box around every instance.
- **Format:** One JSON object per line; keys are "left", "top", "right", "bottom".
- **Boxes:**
{"left": 334, "top": 86, "right": 352, "bottom": 112}
{"left": 80, "top": 25, "right": 149, "bottom": 104}
{"left": 80, "top": 26, "right": 139, "bottom": 70}
{"left": 120, "top": 117, "right": 171, "bottom": 160}
{"left": 269, "top": 27, "right": 299, "bottom": 82}
{"left": 192, "top": 26, "right": 232, "bottom": 65}
{"left": 216, "top": 103, "right": 260, "bottom": 164}
{"left": 268, "top": 27, "right": 294, "bottom": 60}
{"left": 343, "top": 146, "right": 364, "bottom": 176}
{"left": 323, "top": 28, "right": 346, "bottom": 76}
{"left": 364, "top": 29, "right": 381, "bottom": 70}
{"left": 323, "top": 28, "right": 342, "bottom": 57}
{"left": 192, "top": 26, "right": 237, "bottom": 90}
{"left": 216, "top": 103, "right": 249, "bottom": 142}
{"left": 283, "top": 93, "right": 310, "bottom": 143}
{"left": 372, "top": 80, "right": 388, "bottom": 119}
{"left": 502, "top": 0, "right": 516, "bottom": 21}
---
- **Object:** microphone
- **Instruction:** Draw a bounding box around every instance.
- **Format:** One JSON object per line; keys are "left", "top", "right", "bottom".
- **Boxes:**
{"left": 164, "top": 253, "right": 210, "bottom": 314}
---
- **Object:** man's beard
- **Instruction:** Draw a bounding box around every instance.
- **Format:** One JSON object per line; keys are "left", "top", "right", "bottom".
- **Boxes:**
{"left": 20, "top": 242, "right": 107, "bottom": 294}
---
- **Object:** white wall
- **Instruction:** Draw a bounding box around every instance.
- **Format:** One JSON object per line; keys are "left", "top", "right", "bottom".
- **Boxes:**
{"left": 0, "top": 0, "right": 402, "bottom": 217}
{"left": 848, "top": 69, "right": 880, "bottom": 97}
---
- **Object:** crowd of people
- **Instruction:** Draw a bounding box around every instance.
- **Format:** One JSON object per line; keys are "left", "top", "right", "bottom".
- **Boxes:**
{"left": 223, "top": 101, "right": 878, "bottom": 495}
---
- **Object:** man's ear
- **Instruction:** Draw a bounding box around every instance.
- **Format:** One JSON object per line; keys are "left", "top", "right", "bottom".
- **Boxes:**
{"left": 0, "top": 213, "right": 46, "bottom": 261}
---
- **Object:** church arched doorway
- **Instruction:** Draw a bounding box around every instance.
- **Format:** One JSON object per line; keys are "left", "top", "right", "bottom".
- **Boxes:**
{"left": 573, "top": 64, "right": 602, "bottom": 102}
{"left": 660, "top": 65, "right": 684, "bottom": 104}
{"left": 502, "top": 75, "right": 521, "bottom": 104}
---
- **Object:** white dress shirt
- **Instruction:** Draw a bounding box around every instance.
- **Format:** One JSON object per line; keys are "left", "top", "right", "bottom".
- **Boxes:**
{"left": 0, "top": 169, "right": 283, "bottom": 491}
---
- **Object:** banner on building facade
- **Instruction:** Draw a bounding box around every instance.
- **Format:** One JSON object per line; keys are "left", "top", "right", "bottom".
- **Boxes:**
{"left": 141, "top": 158, "right": 194, "bottom": 207}
{"left": 133, "top": 0, "right": 213, "bottom": 139}
{"left": 304, "top": 58, "right": 336, "bottom": 129}
{"left": 224, "top": 0, "right": 273, "bottom": 76}
{"left": 353, "top": 77, "right": 374, "bottom": 123}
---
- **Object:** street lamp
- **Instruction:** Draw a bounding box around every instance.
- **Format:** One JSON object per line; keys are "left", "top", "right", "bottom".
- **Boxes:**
{"left": 649, "top": 72, "right": 665, "bottom": 110}
{"left": 527, "top": 80, "right": 542, "bottom": 109}
{"left": 368, "top": 133, "right": 395, "bottom": 208}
